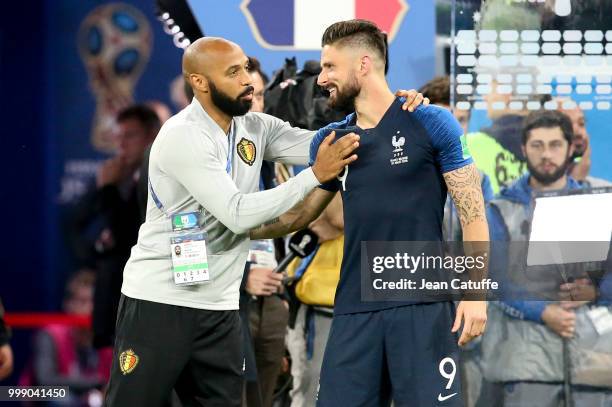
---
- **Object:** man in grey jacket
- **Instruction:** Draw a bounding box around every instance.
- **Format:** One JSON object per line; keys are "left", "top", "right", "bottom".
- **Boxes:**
{"left": 483, "top": 110, "right": 612, "bottom": 407}
{"left": 103, "top": 37, "right": 360, "bottom": 407}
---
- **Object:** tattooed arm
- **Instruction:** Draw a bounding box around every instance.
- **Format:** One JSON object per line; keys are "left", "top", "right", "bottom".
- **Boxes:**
{"left": 443, "top": 163, "right": 488, "bottom": 240}
{"left": 443, "top": 163, "right": 489, "bottom": 345}
{"left": 250, "top": 188, "right": 336, "bottom": 240}
{"left": 443, "top": 163, "right": 489, "bottom": 265}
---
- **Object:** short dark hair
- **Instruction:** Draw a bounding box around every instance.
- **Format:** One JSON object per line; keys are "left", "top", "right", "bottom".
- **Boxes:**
{"left": 522, "top": 110, "right": 574, "bottom": 145}
{"left": 247, "top": 56, "right": 269, "bottom": 85}
{"left": 117, "top": 104, "right": 162, "bottom": 135}
{"left": 321, "top": 19, "right": 388, "bottom": 74}
{"left": 418, "top": 76, "right": 450, "bottom": 106}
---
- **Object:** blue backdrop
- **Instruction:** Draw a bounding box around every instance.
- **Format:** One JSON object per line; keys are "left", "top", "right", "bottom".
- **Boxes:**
{"left": 1, "top": 0, "right": 182, "bottom": 310}
{"left": 187, "top": 0, "right": 435, "bottom": 94}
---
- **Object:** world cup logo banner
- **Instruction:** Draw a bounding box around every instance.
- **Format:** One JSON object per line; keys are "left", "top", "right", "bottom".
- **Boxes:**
{"left": 241, "top": 0, "right": 409, "bottom": 50}
{"left": 78, "top": 3, "right": 152, "bottom": 152}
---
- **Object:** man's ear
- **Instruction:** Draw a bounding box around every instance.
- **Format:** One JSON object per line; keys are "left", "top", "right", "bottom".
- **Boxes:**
{"left": 190, "top": 74, "right": 209, "bottom": 93}
{"left": 521, "top": 144, "right": 527, "bottom": 158}
{"left": 360, "top": 55, "right": 371, "bottom": 76}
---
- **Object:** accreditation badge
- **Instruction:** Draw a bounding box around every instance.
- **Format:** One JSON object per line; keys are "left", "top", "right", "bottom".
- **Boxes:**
{"left": 587, "top": 306, "right": 612, "bottom": 335}
{"left": 248, "top": 239, "right": 277, "bottom": 269}
{"left": 170, "top": 212, "right": 210, "bottom": 286}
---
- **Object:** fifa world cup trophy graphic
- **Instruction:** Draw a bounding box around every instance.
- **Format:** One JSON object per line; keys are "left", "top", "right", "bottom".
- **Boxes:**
{"left": 78, "top": 4, "right": 152, "bottom": 152}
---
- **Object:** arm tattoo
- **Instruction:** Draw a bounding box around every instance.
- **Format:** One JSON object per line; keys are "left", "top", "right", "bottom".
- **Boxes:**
{"left": 443, "top": 164, "right": 486, "bottom": 228}
{"left": 264, "top": 217, "right": 280, "bottom": 226}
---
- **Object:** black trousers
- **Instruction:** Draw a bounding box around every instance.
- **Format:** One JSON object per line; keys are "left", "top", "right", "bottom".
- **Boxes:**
{"left": 104, "top": 295, "right": 244, "bottom": 407}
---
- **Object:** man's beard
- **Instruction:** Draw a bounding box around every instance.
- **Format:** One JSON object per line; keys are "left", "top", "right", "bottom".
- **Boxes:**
{"left": 527, "top": 154, "right": 571, "bottom": 185}
{"left": 209, "top": 81, "right": 253, "bottom": 117}
{"left": 571, "top": 138, "right": 588, "bottom": 159}
{"left": 328, "top": 74, "right": 361, "bottom": 111}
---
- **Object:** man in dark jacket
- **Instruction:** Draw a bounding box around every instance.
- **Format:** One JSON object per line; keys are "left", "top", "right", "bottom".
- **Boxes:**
{"left": 73, "top": 105, "right": 160, "bottom": 349}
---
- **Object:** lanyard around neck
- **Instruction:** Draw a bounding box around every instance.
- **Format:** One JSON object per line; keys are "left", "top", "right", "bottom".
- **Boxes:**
{"left": 226, "top": 120, "right": 235, "bottom": 175}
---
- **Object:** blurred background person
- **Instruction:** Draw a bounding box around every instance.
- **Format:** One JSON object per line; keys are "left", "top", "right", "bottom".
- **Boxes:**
{"left": 285, "top": 193, "right": 343, "bottom": 407}
{"left": 465, "top": 70, "right": 532, "bottom": 194}
{"left": 555, "top": 98, "right": 612, "bottom": 188}
{"left": 71, "top": 104, "right": 160, "bottom": 357}
{"left": 483, "top": 110, "right": 612, "bottom": 407}
{"left": 0, "top": 298, "right": 13, "bottom": 381}
{"left": 20, "top": 270, "right": 105, "bottom": 404}
{"left": 248, "top": 57, "right": 268, "bottom": 115}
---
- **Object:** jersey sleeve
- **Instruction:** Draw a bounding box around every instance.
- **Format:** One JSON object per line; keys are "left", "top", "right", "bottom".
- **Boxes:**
{"left": 416, "top": 106, "right": 473, "bottom": 173}
{"left": 309, "top": 126, "right": 340, "bottom": 192}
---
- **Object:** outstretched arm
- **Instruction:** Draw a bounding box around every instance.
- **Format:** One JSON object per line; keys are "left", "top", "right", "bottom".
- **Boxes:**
{"left": 394, "top": 89, "right": 430, "bottom": 112}
{"left": 250, "top": 188, "right": 336, "bottom": 240}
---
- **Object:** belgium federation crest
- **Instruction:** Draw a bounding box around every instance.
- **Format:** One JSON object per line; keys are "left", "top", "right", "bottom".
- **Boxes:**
{"left": 237, "top": 138, "right": 257, "bottom": 166}
{"left": 119, "top": 349, "right": 139, "bottom": 375}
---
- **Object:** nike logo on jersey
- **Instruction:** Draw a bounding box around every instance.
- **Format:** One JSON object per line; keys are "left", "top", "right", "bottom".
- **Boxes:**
{"left": 437, "top": 392, "right": 457, "bottom": 402}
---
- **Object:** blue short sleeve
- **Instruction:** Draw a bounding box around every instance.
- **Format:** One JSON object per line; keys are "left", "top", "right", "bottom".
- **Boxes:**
{"left": 414, "top": 106, "right": 473, "bottom": 173}
{"left": 309, "top": 116, "right": 354, "bottom": 192}
{"left": 308, "top": 128, "right": 327, "bottom": 167}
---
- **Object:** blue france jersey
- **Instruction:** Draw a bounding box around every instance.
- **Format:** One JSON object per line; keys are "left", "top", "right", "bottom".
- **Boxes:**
{"left": 309, "top": 99, "right": 473, "bottom": 315}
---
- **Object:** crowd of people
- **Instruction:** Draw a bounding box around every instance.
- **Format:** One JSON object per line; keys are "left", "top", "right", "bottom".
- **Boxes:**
{"left": 0, "top": 17, "right": 611, "bottom": 407}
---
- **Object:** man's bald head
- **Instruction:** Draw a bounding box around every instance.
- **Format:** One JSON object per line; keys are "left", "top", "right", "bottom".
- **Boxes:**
{"left": 182, "top": 37, "right": 243, "bottom": 81}
{"left": 181, "top": 37, "right": 254, "bottom": 118}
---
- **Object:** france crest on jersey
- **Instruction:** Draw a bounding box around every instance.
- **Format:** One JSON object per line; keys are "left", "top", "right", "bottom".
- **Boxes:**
{"left": 241, "top": 0, "right": 409, "bottom": 49}
{"left": 309, "top": 102, "right": 474, "bottom": 315}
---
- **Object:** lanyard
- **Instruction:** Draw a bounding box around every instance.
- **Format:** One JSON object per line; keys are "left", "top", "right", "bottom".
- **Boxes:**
{"left": 226, "top": 120, "right": 235, "bottom": 174}
{"left": 149, "top": 178, "right": 170, "bottom": 217}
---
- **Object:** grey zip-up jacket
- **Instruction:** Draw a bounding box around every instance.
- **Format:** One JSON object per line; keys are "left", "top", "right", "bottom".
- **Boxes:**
{"left": 482, "top": 175, "right": 612, "bottom": 388}
{"left": 122, "top": 98, "right": 317, "bottom": 310}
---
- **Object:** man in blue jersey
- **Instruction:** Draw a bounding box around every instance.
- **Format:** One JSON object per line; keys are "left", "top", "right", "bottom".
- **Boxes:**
{"left": 251, "top": 20, "right": 488, "bottom": 406}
